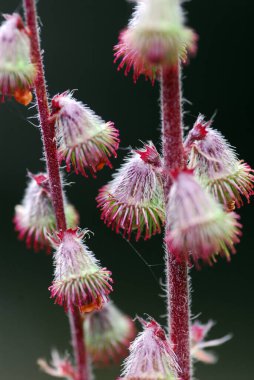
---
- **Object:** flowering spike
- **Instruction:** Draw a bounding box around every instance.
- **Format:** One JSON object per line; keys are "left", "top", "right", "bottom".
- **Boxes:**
{"left": 191, "top": 320, "right": 232, "bottom": 364}
{"left": 13, "top": 173, "right": 79, "bottom": 253}
{"left": 119, "top": 318, "right": 178, "bottom": 380}
{"left": 84, "top": 301, "right": 136, "bottom": 365}
{"left": 185, "top": 115, "right": 254, "bottom": 210}
{"left": 38, "top": 350, "right": 76, "bottom": 379}
{"left": 49, "top": 229, "right": 113, "bottom": 313}
{"left": 0, "top": 14, "right": 35, "bottom": 103}
{"left": 166, "top": 169, "right": 242, "bottom": 266}
{"left": 97, "top": 142, "right": 165, "bottom": 241}
{"left": 114, "top": 0, "right": 196, "bottom": 82}
{"left": 51, "top": 92, "right": 120, "bottom": 177}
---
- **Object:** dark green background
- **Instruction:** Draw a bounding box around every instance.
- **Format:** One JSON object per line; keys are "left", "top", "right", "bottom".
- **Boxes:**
{"left": 0, "top": 0, "right": 253, "bottom": 379}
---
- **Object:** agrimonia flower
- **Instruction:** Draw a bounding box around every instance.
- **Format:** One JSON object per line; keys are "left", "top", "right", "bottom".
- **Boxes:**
{"left": 114, "top": 0, "right": 196, "bottom": 82}
{"left": 0, "top": 13, "right": 36, "bottom": 105}
{"left": 49, "top": 228, "right": 113, "bottom": 313}
{"left": 119, "top": 318, "right": 178, "bottom": 380}
{"left": 84, "top": 302, "right": 136, "bottom": 365}
{"left": 166, "top": 169, "right": 242, "bottom": 266}
{"left": 191, "top": 320, "right": 232, "bottom": 364}
{"left": 14, "top": 173, "right": 78, "bottom": 253}
{"left": 97, "top": 142, "right": 165, "bottom": 241}
{"left": 38, "top": 350, "right": 76, "bottom": 379}
{"left": 185, "top": 115, "right": 254, "bottom": 210}
{"left": 51, "top": 92, "right": 119, "bottom": 177}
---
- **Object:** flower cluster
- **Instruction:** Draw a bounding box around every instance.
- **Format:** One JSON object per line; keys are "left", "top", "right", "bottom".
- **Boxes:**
{"left": 49, "top": 229, "right": 113, "bottom": 313}
{"left": 185, "top": 115, "right": 254, "bottom": 210}
{"left": 14, "top": 173, "right": 78, "bottom": 253}
{"left": 114, "top": 0, "right": 196, "bottom": 82}
{"left": 119, "top": 318, "right": 178, "bottom": 380}
{"left": 84, "top": 302, "right": 136, "bottom": 365}
{"left": 191, "top": 320, "right": 232, "bottom": 364}
{"left": 0, "top": 13, "right": 35, "bottom": 104}
{"left": 97, "top": 142, "right": 165, "bottom": 240}
{"left": 51, "top": 92, "right": 119, "bottom": 178}
{"left": 166, "top": 169, "right": 242, "bottom": 266}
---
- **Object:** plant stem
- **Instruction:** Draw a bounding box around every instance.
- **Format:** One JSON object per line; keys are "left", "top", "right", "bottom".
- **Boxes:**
{"left": 69, "top": 310, "right": 90, "bottom": 380}
{"left": 161, "top": 64, "right": 191, "bottom": 380}
{"left": 23, "top": 1, "right": 89, "bottom": 379}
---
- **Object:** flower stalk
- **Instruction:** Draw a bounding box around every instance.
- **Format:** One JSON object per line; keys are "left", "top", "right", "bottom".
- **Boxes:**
{"left": 161, "top": 64, "right": 191, "bottom": 380}
{"left": 23, "top": 0, "right": 89, "bottom": 379}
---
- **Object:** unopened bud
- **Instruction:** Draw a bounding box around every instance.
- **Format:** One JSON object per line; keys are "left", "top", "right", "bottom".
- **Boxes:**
{"left": 114, "top": 0, "right": 196, "bottom": 82}
{"left": 185, "top": 115, "right": 254, "bottom": 210}
{"left": 84, "top": 301, "right": 136, "bottom": 365}
{"left": 119, "top": 318, "right": 178, "bottom": 380}
{"left": 51, "top": 92, "right": 119, "bottom": 177}
{"left": 14, "top": 173, "right": 79, "bottom": 253}
{"left": 97, "top": 142, "right": 165, "bottom": 240}
{"left": 49, "top": 229, "right": 113, "bottom": 313}
{"left": 166, "top": 169, "right": 242, "bottom": 266}
{"left": 0, "top": 14, "right": 35, "bottom": 104}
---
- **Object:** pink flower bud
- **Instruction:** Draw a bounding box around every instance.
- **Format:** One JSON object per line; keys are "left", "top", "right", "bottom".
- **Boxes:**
{"left": 14, "top": 173, "right": 79, "bottom": 253}
{"left": 166, "top": 169, "right": 242, "bottom": 266}
{"left": 114, "top": 0, "right": 196, "bottom": 83}
{"left": 191, "top": 320, "right": 232, "bottom": 364}
{"left": 38, "top": 350, "right": 76, "bottom": 379}
{"left": 84, "top": 301, "right": 136, "bottom": 365}
{"left": 0, "top": 14, "right": 36, "bottom": 104}
{"left": 97, "top": 142, "right": 165, "bottom": 241}
{"left": 119, "top": 318, "right": 178, "bottom": 380}
{"left": 49, "top": 229, "right": 113, "bottom": 313}
{"left": 51, "top": 92, "right": 119, "bottom": 177}
{"left": 185, "top": 115, "right": 254, "bottom": 210}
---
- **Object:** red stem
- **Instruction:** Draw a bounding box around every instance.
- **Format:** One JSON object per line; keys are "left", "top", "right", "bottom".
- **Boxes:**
{"left": 161, "top": 64, "right": 191, "bottom": 380}
{"left": 23, "top": 1, "right": 89, "bottom": 379}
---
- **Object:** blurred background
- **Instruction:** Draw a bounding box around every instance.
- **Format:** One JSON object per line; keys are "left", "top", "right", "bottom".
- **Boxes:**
{"left": 0, "top": 0, "right": 253, "bottom": 379}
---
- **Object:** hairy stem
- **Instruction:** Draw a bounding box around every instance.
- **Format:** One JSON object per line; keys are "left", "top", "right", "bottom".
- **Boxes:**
{"left": 161, "top": 64, "right": 191, "bottom": 380}
{"left": 69, "top": 310, "right": 90, "bottom": 380}
{"left": 23, "top": 1, "right": 89, "bottom": 379}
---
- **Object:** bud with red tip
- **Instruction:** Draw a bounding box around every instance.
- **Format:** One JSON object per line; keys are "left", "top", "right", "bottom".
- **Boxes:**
{"left": 97, "top": 142, "right": 165, "bottom": 241}
{"left": 185, "top": 115, "right": 254, "bottom": 210}
{"left": 191, "top": 320, "right": 232, "bottom": 364}
{"left": 14, "top": 173, "right": 78, "bottom": 253}
{"left": 114, "top": 0, "right": 196, "bottom": 83}
{"left": 84, "top": 302, "right": 136, "bottom": 365}
{"left": 49, "top": 229, "right": 113, "bottom": 313}
{"left": 38, "top": 350, "right": 76, "bottom": 379}
{"left": 166, "top": 169, "right": 242, "bottom": 266}
{"left": 51, "top": 92, "right": 119, "bottom": 177}
{"left": 0, "top": 14, "right": 35, "bottom": 104}
{"left": 119, "top": 318, "right": 178, "bottom": 380}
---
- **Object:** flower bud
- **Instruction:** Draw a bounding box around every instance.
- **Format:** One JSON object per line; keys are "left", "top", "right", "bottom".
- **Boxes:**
{"left": 84, "top": 302, "right": 136, "bottom": 365}
{"left": 97, "top": 142, "right": 165, "bottom": 241}
{"left": 119, "top": 318, "right": 178, "bottom": 380}
{"left": 185, "top": 115, "right": 254, "bottom": 210}
{"left": 0, "top": 14, "right": 35, "bottom": 104}
{"left": 51, "top": 92, "right": 119, "bottom": 177}
{"left": 49, "top": 229, "right": 113, "bottom": 313}
{"left": 114, "top": 0, "right": 196, "bottom": 82}
{"left": 14, "top": 173, "right": 79, "bottom": 253}
{"left": 191, "top": 320, "right": 232, "bottom": 364}
{"left": 38, "top": 350, "right": 76, "bottom": 379}
{"left": 166, "top": 169, "right": 242, "bottom": 266}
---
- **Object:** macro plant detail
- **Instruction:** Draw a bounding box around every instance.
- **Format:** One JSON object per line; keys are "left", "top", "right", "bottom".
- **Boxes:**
{"left": 14, "top": 173, "right": 79, "bottom": 253}
{"left": 0, "top": 12, "right": 35, "bottom": 104}
{"left": 97, "top": 142, "right": 165, "bottom": 241}
{"left": 51, "top": 92, "right": 120, "bottom": 178}
{"left": 0, "top": 0, "right": 252, "bottom": 380}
